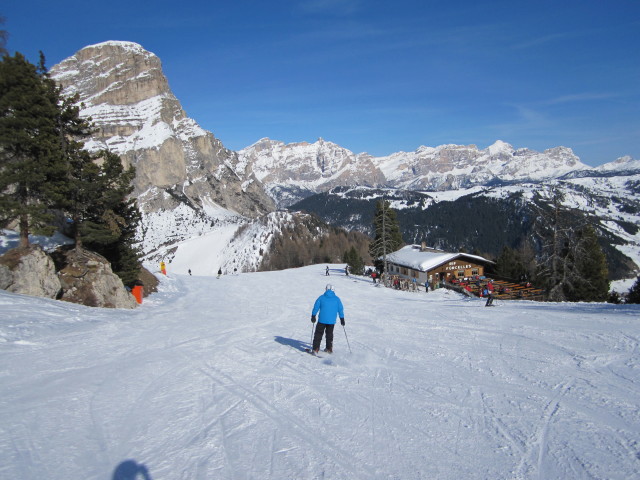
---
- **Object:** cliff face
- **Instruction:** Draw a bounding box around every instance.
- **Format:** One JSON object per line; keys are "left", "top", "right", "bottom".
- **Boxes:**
{"left": 237, "top": 137, "right": 387, "bottom": 207}
{"left": 50, "top": 41, "right": 274, "bottom": 218}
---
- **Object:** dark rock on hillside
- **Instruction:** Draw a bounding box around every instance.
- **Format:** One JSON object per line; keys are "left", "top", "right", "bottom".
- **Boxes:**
{"left": 136, "top": 265, "right": 160, "bottom": 297}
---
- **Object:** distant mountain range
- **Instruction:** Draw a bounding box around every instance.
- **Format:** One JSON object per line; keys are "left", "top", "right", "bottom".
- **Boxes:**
{"left": 238, "top": 137, "right": 640, "bottom": 208}
{"left": 49, "top": 41, "right": 640, "bottom": 281}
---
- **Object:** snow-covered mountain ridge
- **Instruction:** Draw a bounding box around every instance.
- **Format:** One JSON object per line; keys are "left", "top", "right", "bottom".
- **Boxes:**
{"left": 594, "top": 155, "right": 640, "bottom": 173}
{"left": 239, "top": 137, "right": 637, "bottom": 207}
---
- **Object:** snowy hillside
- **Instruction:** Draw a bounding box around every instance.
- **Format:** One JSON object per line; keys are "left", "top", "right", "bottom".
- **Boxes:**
{"left": 482, "top": 177, "right": 640, "bottom": 278}
{"left": 49, "top": 42, "right": 637, "bottom": 269}
{"left": 137, "top": 196, "right": 248, "bottom": 267}
{"left": 1, "top": 264, "right": 639, "bottom": 479}
{"left": 167, "top": 211, "right": 299, "bottom": 276}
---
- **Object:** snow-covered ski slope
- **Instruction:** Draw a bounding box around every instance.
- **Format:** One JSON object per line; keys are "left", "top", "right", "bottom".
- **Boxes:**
{"left": 1, "top": 266, "right": 639, "bottom": 479}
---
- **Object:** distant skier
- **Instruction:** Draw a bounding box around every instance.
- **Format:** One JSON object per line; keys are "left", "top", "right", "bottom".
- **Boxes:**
{"left": 345, "top": 265, "right": 349, "bottom": 276}
{"left": 485, "top": 291, "right": 494, "bottom": 306}
{"left": 310, "top": 284, "right": 345, "bottom": 354}
{"left": 326, "top": 266, "right": 330, "bottom": 276}
{"left": 160, "top": 261, "right": 166, "bottom": 275}
{"left": 188, "top": 269, "right": 192, "bottom": 276}
{"left": 217, "top": 267, "right": 222, "bottom": 279}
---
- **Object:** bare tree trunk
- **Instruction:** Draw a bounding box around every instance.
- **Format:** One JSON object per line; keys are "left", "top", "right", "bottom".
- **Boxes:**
{"left": 19, "top": 213, "right": 30, "bottom": 248}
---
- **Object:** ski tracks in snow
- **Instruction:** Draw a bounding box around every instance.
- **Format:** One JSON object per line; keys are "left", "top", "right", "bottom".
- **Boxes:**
{"left": 195, "top": 361, "right": 378, "bottom": 479}
{"left": 513, "top": 379, "right": 574, "bottom": 480}
{"left": 3, "top": 271, "right": 640, "bottom": 479}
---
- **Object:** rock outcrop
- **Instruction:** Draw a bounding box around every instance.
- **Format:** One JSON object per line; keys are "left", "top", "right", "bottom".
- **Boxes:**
{"left": 0, "top": 246, "right": 62, "bottom": 299}
{"left": 53, "top": 247, "right": 137, "bottom": 309}
{"left": 0, "top": 245, "right": 143, "bottom": 309}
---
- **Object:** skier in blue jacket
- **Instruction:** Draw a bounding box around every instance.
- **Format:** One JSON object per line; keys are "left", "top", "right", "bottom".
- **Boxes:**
{"left": 311, "top": 284, "right": 345, "bottom": 354}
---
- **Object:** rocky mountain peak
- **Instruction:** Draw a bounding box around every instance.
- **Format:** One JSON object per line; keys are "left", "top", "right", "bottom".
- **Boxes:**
{"left": 51, "top": 41, "right": 274, "bottom": 259}
{"left": 238, "top": 137, "right": 387, "bottom": 206}
{"left": 486, "top": 140, "right": 513, "bottom": 156}
{"left": 50, "top": 41, "right": 272, "bottom": 204}
{"left": 51, "top": 41, "right": 168, "bottom": 106}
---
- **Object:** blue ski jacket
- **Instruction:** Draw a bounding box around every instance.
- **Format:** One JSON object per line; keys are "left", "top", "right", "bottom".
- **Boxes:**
{"left": 312, "top": 290, "right": 344, "bottom": 325}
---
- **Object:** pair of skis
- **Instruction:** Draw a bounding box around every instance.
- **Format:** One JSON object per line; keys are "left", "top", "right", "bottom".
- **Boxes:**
{"left": 305, "top": 348, "right": 331, "bottom": 358}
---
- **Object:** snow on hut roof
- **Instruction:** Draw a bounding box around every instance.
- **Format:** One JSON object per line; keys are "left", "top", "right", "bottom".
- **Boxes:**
{"left": 387, "top": 245, "right": 493, "bottom": 272}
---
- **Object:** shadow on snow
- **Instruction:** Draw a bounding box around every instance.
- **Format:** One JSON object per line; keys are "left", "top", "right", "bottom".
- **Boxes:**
{"left": 113, "top": 460, "right": 153, "bottom": 480}
{"left": 274, "top": 336, "right": 309, "bottom": 352}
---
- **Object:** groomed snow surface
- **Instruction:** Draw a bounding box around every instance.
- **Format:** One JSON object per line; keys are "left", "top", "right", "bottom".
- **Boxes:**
{"left": 1, "top": 266, "right": 639, "bottom": 479}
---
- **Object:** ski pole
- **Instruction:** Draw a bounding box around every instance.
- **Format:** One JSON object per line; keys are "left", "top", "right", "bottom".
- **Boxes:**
{"left": 310, "top": 323, "right": 315, "bottom": 350}
{"left": 342, "top": 324, "right": 352, "bottom": 353}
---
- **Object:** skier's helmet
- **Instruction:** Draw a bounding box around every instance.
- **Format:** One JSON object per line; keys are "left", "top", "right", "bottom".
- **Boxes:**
{"left": 325, "top": 284, "right": 334, "bottom": 291}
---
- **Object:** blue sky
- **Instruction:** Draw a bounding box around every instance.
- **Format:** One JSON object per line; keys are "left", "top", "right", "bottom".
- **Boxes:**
{"left": 3, "top": 0, "right": 639, "bottom": 166}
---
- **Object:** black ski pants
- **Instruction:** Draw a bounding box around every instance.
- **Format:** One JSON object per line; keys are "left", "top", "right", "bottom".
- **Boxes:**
{"left": 312, "top": 323, "right": 335, "bottom": 351}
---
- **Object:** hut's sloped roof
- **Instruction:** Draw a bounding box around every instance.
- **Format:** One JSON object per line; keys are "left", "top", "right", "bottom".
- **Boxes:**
{"left": 387, "top": 245, "right": 492, "bottom": 272}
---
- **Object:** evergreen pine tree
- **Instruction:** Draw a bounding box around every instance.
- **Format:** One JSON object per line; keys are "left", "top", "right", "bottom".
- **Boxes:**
{"left": 495, "top": 246, "right": 526, "bottom": 280}
{"left": 0, "top": 16, "right": 8, "bottom": 57}
{"left": 79, "top": 150, "right": 141, "bottom": 285}
{"left": 626, "top": 276, "right": 640, "bottom": 304}
{"left": 567, "top": 225, "right": 609, "bottom": 302}
{"left": 0, "top": 52, "right": 65, "bottom": 246}
{"left": 0, "top": 52, "right": 141, "bottom": 284}
{"left": 49, "top": 80, "right": 96, "bottom": 248}
{"left": 369, "top": 198, "right": 403, "bottom": 273}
